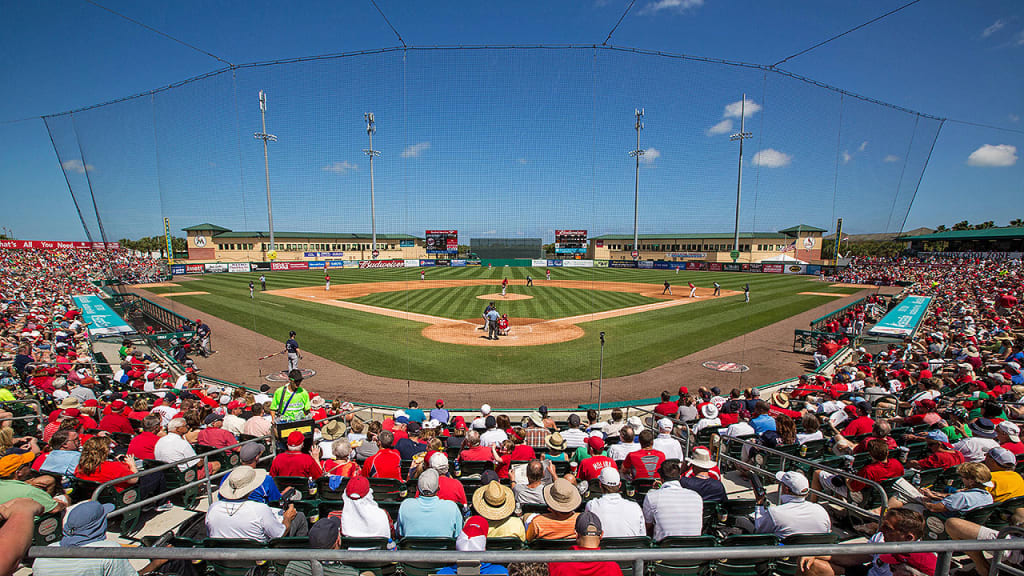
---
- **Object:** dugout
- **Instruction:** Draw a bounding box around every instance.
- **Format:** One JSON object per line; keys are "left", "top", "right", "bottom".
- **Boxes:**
{"left": 471, "top": 238, "right": 542, "bottom": 259}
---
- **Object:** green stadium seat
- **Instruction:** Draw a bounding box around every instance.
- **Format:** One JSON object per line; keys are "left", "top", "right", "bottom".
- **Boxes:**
{"left": 923, "top": 502, "right": 999, "bottom": 540}
{"left": 146, "top": 459, "right": 201, "bottom": 509}
{"left": 485, "top": 537, "right": 524, "bottom": 550}
{"left": 455, "top": 460, "right": 494, "bottom": 478}
{"left": 653, "top": 535, "right": 717, "bottom": 576}
{"left": 32, "top": 509, "right": 63, "bottom": 547}
{"left": 716, "top": 534, "right": 779, "bottom": 576}
{"left": 202, "top": 538, "right": 269, "bottom": 576}
{"left": 775, "top": 533, "right": 839, "bottom": 576}
{"left": 528, "top": 538, "right": 575, "bottom": 550}
{"left": 397, "top": 537, "right": 456, "bottom": 576}
{"left": 274, "top": 475, "right": 317, "bottom": 500}
{"left": 316, "top": 475, "right": 348, "bottom": 500}
{"left": 339, "top": 537, "right": 394, "bottom": 576}
{"left": 602, "top": 536, "right": 653, "bottom": 576}
{"left": 368, "top": 477, "right": 405, "bottom": 501}
{"left": 69, "top": 479, "right": 142, "bottom": 535}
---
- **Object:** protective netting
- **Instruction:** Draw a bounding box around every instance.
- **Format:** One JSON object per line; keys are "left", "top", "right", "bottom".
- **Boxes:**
{"left": 40, "top": 46, "right": 945, "bottom": 398}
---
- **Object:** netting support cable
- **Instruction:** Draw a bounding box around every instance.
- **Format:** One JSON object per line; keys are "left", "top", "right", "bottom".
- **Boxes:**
{"left": 884, "top": 115, "right": 919, "bottom": 234}
{"left": 896, "top": 119, "right": 945, "bottom": 235}
{"left": 42, "top": 117, "right": 95, "bottom": 244}
{"left": 70, "top": 112, "right": 114, "bottom": 277}
{"left": 368, "top": 0, "right": 407, "bottom": 48}
{"left": 943, "top": 118, "right": 1024, "bottom": 135}
{"left": 602, "top": 0, "right": 637, "bottom": 45}
{"left": 771, "top": 0, "right": 924, "bottom": 68}
{"left": 83, "top": 0, "right": 234, "bottom": 66}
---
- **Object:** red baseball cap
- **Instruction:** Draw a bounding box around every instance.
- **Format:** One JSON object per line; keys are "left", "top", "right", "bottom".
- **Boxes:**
{"left": 453, "top": 416, "right": 467, "bottom": 430}
{"left": 436, "top": 399, "right": 444, "bottom": 407}
{"left": 586, "top": 436, "right": 605, "bottom": 451}
{"left": 287, "top": 431, "right": 305, "bottom": 446}
{"left": 346, "top": 476, "right": 370, "bottom": 500}
{"left": 678, "top": 386, "right": 688, "bottom": 396}
{"left": 83, "top": 399, "right": 99, "bottom": 407}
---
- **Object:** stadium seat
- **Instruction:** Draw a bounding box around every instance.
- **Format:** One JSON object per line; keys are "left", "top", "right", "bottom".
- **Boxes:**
{"left": 455, "top": 460, "right": 493, "bottom": 478}
{"left": 339, "top": 537, "right": 394, "bottom": 576}
{"left": 775, "top": 533, "right": 839, "bottom": 576}
{"left": 989, "top": 496, "right": 1024, "bottom": 530}
{"left": 602, "top": 536, "right": 653, "bottom": 576}
{"left": 716, "top": 534, "right": 779, "bottom": 576}
{"left": 923, "top": 502, "right": 999, "bottom": 540}
{"left": 32, "top": 509, "right": 63, "bottom": 547}
{"left": 202, "top": 538, "right": 269, "bottom": 576}
{"left": 654, "top": 535, "right": 717, "bottom": 576}
{"left": 485, "top": 537, "right": 524, "bottom": 550}
{"left": 274, "top": 475, "right": 317, "bottom": 500}
{"left": 397, "top": 537, "right": 456, "bottom": 576}
{"left": 268, "top": 535, "right": 312, "bottom": 574}
{"left": 146, "top": 459, "right": 201, "bottom": 509}
{"left": 69, "top": 478, "right": 142, "bottom": 535}
{"left": 368, "top": 477, "right": 406, "bottom": 501}
{"left": 625, "top": 478, "right": 659, "bottom": 502}
{"left": 316, "top": 475, "right": 348, "bottom": 500}
{"left": 752, "top": 443, "right": 800, "bottom": 472}
{"left": 527, "top": 538, "right": 575, "bottom": 550}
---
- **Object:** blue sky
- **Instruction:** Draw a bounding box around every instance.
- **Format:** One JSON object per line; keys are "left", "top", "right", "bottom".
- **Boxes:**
{"left": 1, "top": 0, "right": 1021, "bottom": 242}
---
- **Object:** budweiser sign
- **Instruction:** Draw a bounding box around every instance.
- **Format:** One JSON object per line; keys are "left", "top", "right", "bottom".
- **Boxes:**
{"left": 358, "top": 260, "right": 405, "bottom": 269}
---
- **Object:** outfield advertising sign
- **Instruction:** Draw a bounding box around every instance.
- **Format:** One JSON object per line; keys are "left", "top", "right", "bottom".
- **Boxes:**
{"left": 252, "top": 262, "right": 272, "bottom": 271}
{"left": 186, "top": 264, "right": 205, "bottom": 274}
{"left": 307, "top": 261, "right": 325, "bottom": 269}
{"left": 271, "top": 262, "right": 309, "bottom": 271}
{"left": 531, "top": 259, "right": 548, "bottom": 267}
{"left": 806, "top": 265, "right": 822, "bottom": 276}
{"left": 638, "top": 260, "right": 654, "bottom": 269}
{"left": 547, "top": 260, "right": 563, "bottom": 267}
{"left": 594, "top": 260, "right": 609, "bottom": 268}
{"left": 205, "top": 263, "right": 228, "bottom": 273}
{"left": 562, "top": 259, "right": 593, "bottom": 268}
{"left": 748, "top": 263, "right": 763, "bottom": 273}
{"left": 708, "top": 263, "right": 723, "bottom": 271}
{"left": 784, "top": 264, "right": 807, "bottom": 275}
{"left": 609, "top": 260, "right": 637, "bottom": 268}
{"left": 228, "top": 263, "right": 251, "bottom": 273}
{"left": 451, "top": 259, "right": 466, "bottom": 267}
{"left": 358, "top": 260, "right": 405, "bottom": 269}
{"left": 869, "top": 295, "right": 932, "bottom": 337}
{"left": 326, "top": 260, "right": 345, "bottom": 268}
{"left": 420, "top": 260, "right": 436, "bottom": 267}
{"left": 170, "top": 264, "right": 186, "bottom": 275}
{"left": 763, "top": 263, "right": 784, "bottom": 274}
{"left": 72, "top": 294, "right": 135, "bottom": 338}
{"left": 723, "top": 263, "right": 741, "bottom": 272}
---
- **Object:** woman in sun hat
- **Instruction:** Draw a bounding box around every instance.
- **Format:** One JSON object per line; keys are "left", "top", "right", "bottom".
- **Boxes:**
{"left": 473, "top": 480, "right": 525, "bottom": 540}
{"left": 543, "top": 432, "right": 568, "bottom": 462}
{"left": 524, "top": 477, "right": 581, "bottom": 541}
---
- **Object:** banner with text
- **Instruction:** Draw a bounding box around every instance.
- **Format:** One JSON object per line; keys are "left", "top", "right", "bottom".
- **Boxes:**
{"left": 0, "top": 240, "right": 121, "bottom": 250}
{"left": 359, "top": 260, "right": 405, "bottom": 269}
{"left": 869, "top": 295, "right": 932, "bottom": 337}
{"left": 72, "top": 294, "right": 135, "bottom": 337}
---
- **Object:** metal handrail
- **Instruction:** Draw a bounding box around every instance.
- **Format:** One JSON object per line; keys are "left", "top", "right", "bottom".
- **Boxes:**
{"left": 623, "top": 405, "right": 692, "bottom": 455}
{"left": 24, "top": 538, "right": 1024, "bottom": 576}
{"left": 717, "top": 434, "right": 889, "bottom": 520}
{"left": 991, "top": 527, "right": 1024, "bottom": 576}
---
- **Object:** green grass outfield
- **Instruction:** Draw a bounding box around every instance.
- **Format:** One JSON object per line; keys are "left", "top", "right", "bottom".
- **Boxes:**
{"left": 144, "top": 266, "right": 860, "bottom": 384}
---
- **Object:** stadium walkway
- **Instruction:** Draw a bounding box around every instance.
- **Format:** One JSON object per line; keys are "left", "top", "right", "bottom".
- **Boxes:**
{"left": 135, "top": 287, "right": 894, "bottom": 409}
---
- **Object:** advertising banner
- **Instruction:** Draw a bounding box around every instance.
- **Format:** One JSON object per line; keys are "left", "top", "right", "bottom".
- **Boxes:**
{"left": 708, "top": 263, "right": 723, "bottom": 271}
{"left": 420, "top": 260, "right": 436, "bottom": 267}
{"left": 170, "top": 264, "right": 187, "bottom": 275}
{"left": 594, "top": 259, "right": 609, "bottom": 268}
{"left": 665, "top": 253, "right": 707, "bottom": 259}
{"left": 404, "top": 260, "right": 420, "bottom": 267}
{"left": 186, "top": 264, "right": 205, "bottom": 274}
{"left": 531, "top": 259, "right": 548, "bottom": 267}
{"left": 304, "top": 251, "right": 344, "bottom": 258}
{"left": 466, "top": 259, "right": 482, "bottom": 266}
{"left": 271, "top": 262, "right": 310, "bottom": 271}
{"left": 869, "top": 295, "right": 932, "bottom": 337}
{"left": 763, "top": 263, "right": 784, "bottom": 274}
{"left": 205, "top": 263, "right": 228, "bottom": 273}
{"left": 723, "top": 263, "right": 741, "bottom": 272}
{"left": 425, "top": 230, "right": 458, "bottom": 254}
{"left": 252, "top": 262, "right": 272, "bottom": 271}
{"left": 399, "top": 240, "right": 415, "bottom": 248}
{"left": 0, "top": 240, "right": 120, "bottom": 250}
{"left": 784, "top": 264, "right": 807, "bottom": 275}
{"left": 638, "top": 260, "right": 654, "bottom": 269}
{"left": 927, "top": 251, "right": 1023, "bottom": 260}
{"left": 609, "top": 260, "right": 637, "bottom": 268}
{"left": 653, "top": 261, "right": 671, "bottom": 270}
{"left": 326, "top": 260, "right": 345, "bottom": 268}
{"left": 450, "top": 259, "right": 467, "bottom": 267}
{"left": 806, "top": 265, "right": 822, "bottom": 276}
{"left": 546, "top": 260, "right": 563, "bottom": 267}
{"left": 227, "top": 263, "right": 251, "bottom": 273}
{"left": 562, "top": 259, "right": 593, "bottom": 268}
{"left": 358, "top": 260, "right": 405, "bottom": 269}
{"left": 748, "top": 263, "right": 763, "bottom": 273}
{"left": 307, "top": 261, "right": 325, "bottom": 269}
{"left": 72, "top": 294, "right": 135, "bottom": 337}
{"left": 434, "top": 259, "right": 450, "bottom": 267}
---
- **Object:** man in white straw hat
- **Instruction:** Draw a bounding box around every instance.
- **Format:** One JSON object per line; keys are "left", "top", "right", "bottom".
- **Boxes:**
{"left": 207, "top": 466, "right": 306, "bottom": 541}
{"left": 473, "top": 480, "right": 525, "bottom": 540}
{"left": 584, "top": 468, "right": 644, "bottom": 537}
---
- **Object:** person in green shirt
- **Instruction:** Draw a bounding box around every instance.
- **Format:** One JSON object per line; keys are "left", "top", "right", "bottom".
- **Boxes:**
{"left": 270, "top": 369, "right": 311, "bottom": 422}
{"left": 0, "top": 479, "right": 64, "bottom": 515}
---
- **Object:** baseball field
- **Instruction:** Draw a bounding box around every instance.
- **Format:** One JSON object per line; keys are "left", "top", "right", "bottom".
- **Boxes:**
{"left": 141, "top": 266, "right": 860, "bottom": 384}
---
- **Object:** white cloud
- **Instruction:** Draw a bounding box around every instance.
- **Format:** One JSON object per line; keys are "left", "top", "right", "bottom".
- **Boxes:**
{"left": 401, "top": 141, "right": 431, "bottom": 158}
{"left": 1010, "top": 114, "right": 1021, "bottom": 123}
{"left": 982, "top": 19, "right": 1006, "bottom": 38}
{"left": 640, "top": 147, "right": 661, "bottom": 164}
{"left": 322, "top": 161, "right": 358, "bottom": 174}
{"left": 517, "top": 158, "right": 528, "bottom": 165}
{"left": 858, "top": 141, "right": 868, "bottom": 152}
{"left": 60, "top": 159, "right": 94, "bottom": 174}
{"left": 723, "top": 98, "right": 761, "bottom": 119}
{"left": 841, "top": 150, "right": 852, "bottom": 164}
{"left": 707, "top": 119, "right": 733, "bottom": 136}
{"left": 967, "top": 144, "right": 1018, "bottom": 167}
{"left": 751, "top": 148, "right": 792, "bottom": 168}
{"left": 883, "top": 154, "right": 900, "bottom": 163}
{"left": 1017, "top": 30, "right": 1024, "bottom": 45}
{"left": 639, "top": 0, "right": 703, "bottom": 14}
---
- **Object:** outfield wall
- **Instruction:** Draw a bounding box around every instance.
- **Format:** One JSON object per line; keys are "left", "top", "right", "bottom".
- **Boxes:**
{"left": 172, "top": 258, "right": 827, "bottom": 276}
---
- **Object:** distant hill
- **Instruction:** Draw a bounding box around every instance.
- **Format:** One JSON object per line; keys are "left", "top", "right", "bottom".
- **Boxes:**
{"left": 823, "top": 227, "right": 933, "bottom": 242}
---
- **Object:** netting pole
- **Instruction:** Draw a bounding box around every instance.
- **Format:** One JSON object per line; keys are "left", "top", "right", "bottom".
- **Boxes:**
{"left": 42, "top": 116, "right": 95, "bottom": 244}
{"left": 629, "top": 109, "right": 645, "bottom": 258}
{"left": 255, "top": 91, "right": 277, "bottom": 253}
{"left": 729, "top": 95, "right": 753, "bottom": 253}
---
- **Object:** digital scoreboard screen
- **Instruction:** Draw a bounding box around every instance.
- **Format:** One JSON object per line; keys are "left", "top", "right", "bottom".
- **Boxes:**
{"left": 425, "top": 230, "right": 458, "bottom": 254}
{"left": 555, "top": 230, "right": 587, "bottom": 254}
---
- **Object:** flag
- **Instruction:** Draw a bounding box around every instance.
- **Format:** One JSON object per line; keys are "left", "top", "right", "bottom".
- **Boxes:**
{"left": 842, "top": 237, "right": 850, "bottom": 241}
{"left": 781, "top": 240, "right": 797, "bottom": 253}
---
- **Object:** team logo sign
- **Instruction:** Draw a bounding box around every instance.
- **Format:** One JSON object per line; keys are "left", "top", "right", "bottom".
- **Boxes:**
{"left": 702, "top": 360, "right": 749, "bottom": 373}
{"left": 266, "top": 368, "right": 317, "bottom": 382}
{"left": 194, "top": 236, "right": 207, "bottom": 247}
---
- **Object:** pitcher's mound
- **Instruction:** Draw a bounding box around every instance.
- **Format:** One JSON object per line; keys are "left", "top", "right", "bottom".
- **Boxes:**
{"left": 476, "top": 292, "right": 533, "bottom": 301}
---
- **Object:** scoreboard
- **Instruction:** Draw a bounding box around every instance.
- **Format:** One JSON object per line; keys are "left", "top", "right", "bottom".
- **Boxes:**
{"left": 555, "top": 230, "right": 587, "bottom": 254}
{"left": 425, "top": 230, "right": 458, "bottom": 254}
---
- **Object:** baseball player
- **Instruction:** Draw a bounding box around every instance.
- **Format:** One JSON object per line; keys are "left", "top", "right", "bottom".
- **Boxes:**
{"left": 688, "top": 281, "right": 697, "bottom": 298}
{"left": 249, "top": 280, "right": 255, "bottom": 299}
{"left": 285, "top": 331, "right": 302, "bottom": 371}
{"left": 675, "top": 266, "right": 680, "bottom": 274}
{"left": 325, "top": 273, "right": 331, "bottom": 291}
{"left": 501, "top": 277, "right": 509, "bottom": 297}
{"left": 713, "top": 281, "right": 721, "bottom": 296}
{"left": 662, "top": 280, "right": 672, "bottom": 295}
{"left": 260, "top": 274, "right": 266, "bottom": 291}
{"left": 420, "top": 269, "right": 426, "bottom": 281}
{"left": 526, "top": 274, "right": 533, "bottom": 287}
{"left": 546, "top": 269, "right": 551, "bottom": 281}
{"left": 744, "top": 283, "right": 750, "bottom": 303}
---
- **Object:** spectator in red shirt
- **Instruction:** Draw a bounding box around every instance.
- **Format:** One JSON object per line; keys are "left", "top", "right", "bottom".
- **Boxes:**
{"left": 74, "top": 436, "right": 138, "bottom": 492}
{"left": 908, "top": 431, "right": 965, "bottom": 470}
{"left": 458, "top": 430, "right": 498, "bottom": 463}
{"left": 197, "top": 413, "right": 238, "bottom": 450}
{"left": 998, "top": 421, "right": 1024, "bottom": 455}
{"left": 270, "top": 431, "right": 323, "bottom": 479}
{"left": 621, "top": 430, "right": 665, "bottom": 480}
{"left": 127, "top": 415, "right": 163, "bottom": 460}
{"left": 427, "top": 453, "right": 467, "bottom": 506}
{"left": 576, "top": 436, "right": 616, "bottom": 484}
{"left": 811, "top": 439, "right": 903, "bottom": 501}
{"left": 361, "top": 429, "right": 402, "bottom": 480}
{"left": 98, "top": 400, "right": 135, "bottom": 435}
{"left": 835, "top": 420, "right": 897, "bottom": 455}
{"left": 548, "top": 510, "right": 623, "bottom": 576}
{"left": 653, "top": 391, "right": 677, "bottom": 418}
{"left": 839, "top": 401, "right": 875, "bottom": 437}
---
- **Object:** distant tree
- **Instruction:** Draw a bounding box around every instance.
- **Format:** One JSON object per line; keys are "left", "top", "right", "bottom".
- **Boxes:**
{"left": 1010, "top": 219, "right": 1024, "bottom": 228}
{"left": 935, "top": 224, "right": 948, "bottom": 232}
{"left": 543, "top": 243, "right": 555, "bottom": 256}
{"left": 973, "top": 221, "right": 995, "bottom": 230}
{"left": 952, "top": 220, "right": 971, "bottom": 231}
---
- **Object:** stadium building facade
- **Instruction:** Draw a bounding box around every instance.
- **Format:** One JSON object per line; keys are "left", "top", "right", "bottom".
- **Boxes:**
{"left": 588, "top": 225, "right": 826, "bottom": 264}
{"left": 902, "top": 226, "right": 1024, "bottom": 256}
{"left": 182, "top": 223, "right": 427, "bottom": 262}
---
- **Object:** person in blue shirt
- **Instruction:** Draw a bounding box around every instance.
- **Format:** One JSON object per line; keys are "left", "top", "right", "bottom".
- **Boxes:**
{"left": 405, "top": 401, "right": 425, "bottom": 423}
{"left": 750, "top": 401, "right": 777, "bottom": 435}
{"left": 396, "top": 469, "right": 462, "bottom": 538}
{"left": 429, "top": 399, "right": 450, "bottom": 424}
{"left": 219, "top": 443, "right": 282, "bottom": 505}
{"left": 887, "top": 462, "right": 993, "bottom": 518}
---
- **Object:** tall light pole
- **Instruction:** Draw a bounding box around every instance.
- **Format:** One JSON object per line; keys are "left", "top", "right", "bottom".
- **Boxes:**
{"left": 254, "top": 90, "right": 277, "bottom": 254}
{"left": 730, "top": 94, "right": 753, "bottom": 254}
{"left": 629, "top": 108, "right": 645, "bottom": 259}
{"left": 363, "top": 113, "right": 380, "bottom": 259}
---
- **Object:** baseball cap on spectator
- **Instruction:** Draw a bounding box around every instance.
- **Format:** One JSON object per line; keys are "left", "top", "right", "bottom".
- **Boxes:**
{"left": 453, "top": 416, "right": 467, "bottom": 430}
{"left": 598, "top": 467, "right": 621, "bottom": 487}
{"left": 457, "top": 516, "right": 489, "bottom": 552}
{"left": 435, "top": 399, "right": 445, "bottom": 407}
{"left": 970, "top": 418, "right": 997, "bottom": 439}
{"left": 627, "top": 416, "right": 644, "bottom": 430}
{"left": 345, "top": 476, "right": 371, "bottom": 500}
{"left": 917, "top": 399, "right": 937, "bottom": 411}
{"left": 678, "top": 386, "right": 688, "bottom": 396}
{"left": 110, "top": 400, "right": 126, "bottom": 411}
{"left": 63, "top": 408, "right": 81, "bottom": 418}
{"left": 395, "top": 415, "right": 410, "bottom": 424}
{"left": 538, "top": 405, "right": 549, "bottom": 416}
{"left": 585, "top": 436, "right": 605, "bottom": 452}
{"left": 988, "top": 447, "right": 1017, "bottom": 468}
{"left": 776, "top": 471, "right": 810, "bottom": 496}
{"left": 429, "top": 452, "right": 449, "bottom": 474}
{"left": 998, "top": 421, "right": 1021, "bottom": 443}
{"left": 926, "top": 430, "right": 950, "bottom": 444}
{"left": 83, "top": 399, "right": 98, "bottom": 408}
{"left": 574, "top": 510, "right": 603, "bottom": 536}
{"left": 286, "top": 431, "right": 305, "bottom": 450}
{"left": 239, "top": 443, "right": 264, "bottom": 462}
{"left": 919, "top": 369, "right": 933, "bottom": 380}
{"left": 406, "top": 421, "right": 422, "bottom": 435}
{"left": 308, "top": 517, "right": 341, "bottom": 549}
{"left": 227, "top": 401, "right": 243, "bottom": 411}
{"left": 418, "top": 469, "right": 440, "bottom": 496}
{"left": 1008, "top": 362, "right": 1022, "bottom": 374}
{"left": 203, "top": 413, "right": 224, "bottom": 426}
{"left": 219, "top": 395, "right": 231, "bottom": 405}
{"left": 481, "top": 404, "right": 492, "bottom": 416}
{"left": 567, "top": 414, "right": 582, "bottom": 428}
{"left": 484, "top": 415, "right": 496, "bottom": 429}
{"left": 657, "top": 418, "right": 674, "bottom": 432}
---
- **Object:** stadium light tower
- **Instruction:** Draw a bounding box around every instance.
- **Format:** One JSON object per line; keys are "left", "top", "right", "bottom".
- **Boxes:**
{"left": 629, "top": 108, "right": 646, "bottom": 260}
{"left": 363, "top": 113, "right": 381, "bottom": 259}
{"left": 254, "top": 90, "right": 278, "bottom": 254}
{"left": 729, "top": 94, "right": 753, "bottom": 254}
